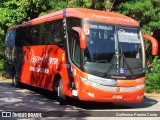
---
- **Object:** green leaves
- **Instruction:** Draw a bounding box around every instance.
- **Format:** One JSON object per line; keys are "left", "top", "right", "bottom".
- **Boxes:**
{"left": 116, "top": 0, "right": 160, "bottom": 34}
{"left": 146, "top": 56, "right": 160, "bottom": 93}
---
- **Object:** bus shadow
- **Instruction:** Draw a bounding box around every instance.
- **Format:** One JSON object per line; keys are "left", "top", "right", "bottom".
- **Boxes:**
{"left": 67, "top": 96, "right": 158, "bottom": 110}
{"left": 18, "top": 83, "right": 159, "bottom": 110}
{"left": 0, "top": 82, "right": 91, "bottom": 118}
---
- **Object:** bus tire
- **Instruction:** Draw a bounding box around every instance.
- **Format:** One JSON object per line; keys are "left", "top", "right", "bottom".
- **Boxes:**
{"left": 12, "top": 74, "right": 20, "bottom": 88}
{"left": 58, "top": 79, "right": 67, "bottom": 105}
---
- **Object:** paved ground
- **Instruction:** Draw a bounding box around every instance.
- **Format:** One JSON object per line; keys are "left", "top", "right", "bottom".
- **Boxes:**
{"left": 0, "top": 77, "right": 160, "bottom": 120}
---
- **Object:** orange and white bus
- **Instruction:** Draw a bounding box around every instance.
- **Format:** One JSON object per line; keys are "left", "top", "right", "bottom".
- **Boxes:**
{"left": 4, "top": 8, "right": 158, "bottom": 105}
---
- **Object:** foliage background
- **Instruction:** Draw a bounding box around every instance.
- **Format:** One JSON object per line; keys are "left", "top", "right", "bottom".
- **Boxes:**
{"left": 0, "top": 0, "right": 159, "bottom": 93}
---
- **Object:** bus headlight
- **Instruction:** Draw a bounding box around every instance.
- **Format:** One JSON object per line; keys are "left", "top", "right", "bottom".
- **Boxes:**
{"left": 79, "top": 74, "right": 117, "bottom": 87}
{"left": 136, "top": 83, "right": 145, "bottom": 90}
{"left": 79, "top": 76, "right": 97, "bottom": 87}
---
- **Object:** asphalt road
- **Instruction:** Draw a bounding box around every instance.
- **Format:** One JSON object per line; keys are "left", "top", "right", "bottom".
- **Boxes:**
{"left": 0, "top": 79, "right": 160, "bottom": 120}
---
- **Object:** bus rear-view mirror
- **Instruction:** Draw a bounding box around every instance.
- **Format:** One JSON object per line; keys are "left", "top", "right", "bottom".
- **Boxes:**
{"left": 72, "top": 27, "right": 86, "bottom": 50}
{"left": 142, "top": 34, "right": 158, "bottom": 55}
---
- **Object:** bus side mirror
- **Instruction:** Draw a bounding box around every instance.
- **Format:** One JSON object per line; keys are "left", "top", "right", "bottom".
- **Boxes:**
{"left": 72, "top": 27, "right": 86, "bottom": 50}
{"left": 142, "top": 34, "right": 158, "bottom": 55}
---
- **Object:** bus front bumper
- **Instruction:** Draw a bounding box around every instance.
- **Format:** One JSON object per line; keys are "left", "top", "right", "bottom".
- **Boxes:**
{"left": 74, "top": 82, "right": 145, "bottom": 103}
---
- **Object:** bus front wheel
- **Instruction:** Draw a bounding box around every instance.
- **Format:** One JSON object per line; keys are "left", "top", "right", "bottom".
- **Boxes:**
{"left": 58, "top": 79, "right": 67, "bottom": 105}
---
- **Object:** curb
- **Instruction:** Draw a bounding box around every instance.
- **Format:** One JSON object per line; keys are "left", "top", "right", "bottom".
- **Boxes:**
{"left": 145, "top": 93, "right": 160, "bottom": 99}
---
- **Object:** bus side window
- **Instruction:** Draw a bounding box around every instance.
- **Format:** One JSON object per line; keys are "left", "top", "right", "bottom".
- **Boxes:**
{"left": 72, "top": 34, "right": 80, "bottom": 67}
{"left": 31, "top": 26, "right": 39, "bottom": 45}
{"left": 53, "top": 20, "right": 64, "bottom": 49}
{"left": 5, "top": 30, "right": 16, "bottom": 61}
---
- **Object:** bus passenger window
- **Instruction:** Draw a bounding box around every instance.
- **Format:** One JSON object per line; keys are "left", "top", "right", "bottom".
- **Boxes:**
{"left": 72, "top": 35, "right": 80, "bottom": 67}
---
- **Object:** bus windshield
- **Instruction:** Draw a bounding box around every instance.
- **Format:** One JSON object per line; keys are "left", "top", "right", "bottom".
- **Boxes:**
{"left": 84, "top": 22, "right": 143, "bottom": 78}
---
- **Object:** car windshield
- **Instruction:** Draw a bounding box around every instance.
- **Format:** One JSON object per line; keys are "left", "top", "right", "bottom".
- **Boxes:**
{"left": 83, "top": 21, "right": 143, "bottom": 77}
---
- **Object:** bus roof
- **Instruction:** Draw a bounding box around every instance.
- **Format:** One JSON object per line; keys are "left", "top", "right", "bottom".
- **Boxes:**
{"left": 8, "top": 8, "right": 139, "bottom": 30}
{"left": 67, "top": 8, "right": 139, "bottom": 26}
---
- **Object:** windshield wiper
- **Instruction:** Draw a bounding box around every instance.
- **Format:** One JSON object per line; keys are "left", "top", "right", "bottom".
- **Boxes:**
{"left": 119, "top": 45, "right": 135, "bottom": 78}
{"left": 101, "top": 46, "right": 136, "bottom": 79}
{"left": 101, "top": 32, "right": 118, "bottom": 78}
{"left": 101, "top": 54, "right": 116, "bottom": 78}
{"left": 120, "top": 54, "right": 135, "bottom": 78}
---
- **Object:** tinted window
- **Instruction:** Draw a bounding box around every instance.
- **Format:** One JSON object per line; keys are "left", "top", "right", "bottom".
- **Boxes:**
{"left": 5, "top": 29, "right": 16, "bottom": 62}
{"left": 5, "top": 30, "right": 16, "bottom": 47}
{"left": 67, "top": 18, "right": 81, "bottom": 57}
{"left": 72, "top": 34, "right": 80, "bottom": 67}
{"left": 16, "top": 19, "right": 64, "bottom": 48}
{"left": 118, "top": 27, "right": 142, "bottom": 59}
{"left": 85, "top": 22, "right": 115, "bottom": 63}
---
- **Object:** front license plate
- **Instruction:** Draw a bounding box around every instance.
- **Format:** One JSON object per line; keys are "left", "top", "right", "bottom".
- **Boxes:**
{"left": 112, "top": 95, "right": 123, "bottom": 100}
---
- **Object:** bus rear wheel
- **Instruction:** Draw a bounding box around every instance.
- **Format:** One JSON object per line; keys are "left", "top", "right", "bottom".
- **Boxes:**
{"left": 12, "top": 74, "right": 20, "bottom": 88}
{"left": 58, "top": 79, "right": 67, "bottom": 105}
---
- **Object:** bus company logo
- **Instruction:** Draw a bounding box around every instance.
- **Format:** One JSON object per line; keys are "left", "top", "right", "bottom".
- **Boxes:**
{"left": 116, "top": 87, "right": 120, "bottom": 92}
{"left": 29, "top": 49, "right": 58, "bottom": 69}
{"left": 90, "top": 14, "right": 137, "bottom": 24}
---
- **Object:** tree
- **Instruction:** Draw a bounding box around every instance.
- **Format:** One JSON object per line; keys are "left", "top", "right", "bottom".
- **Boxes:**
{"left": 0, "top": 0, "right": 27, "bottom": 60}
{"left": 114, "top": 0, "right": 160, "bottom": 34}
